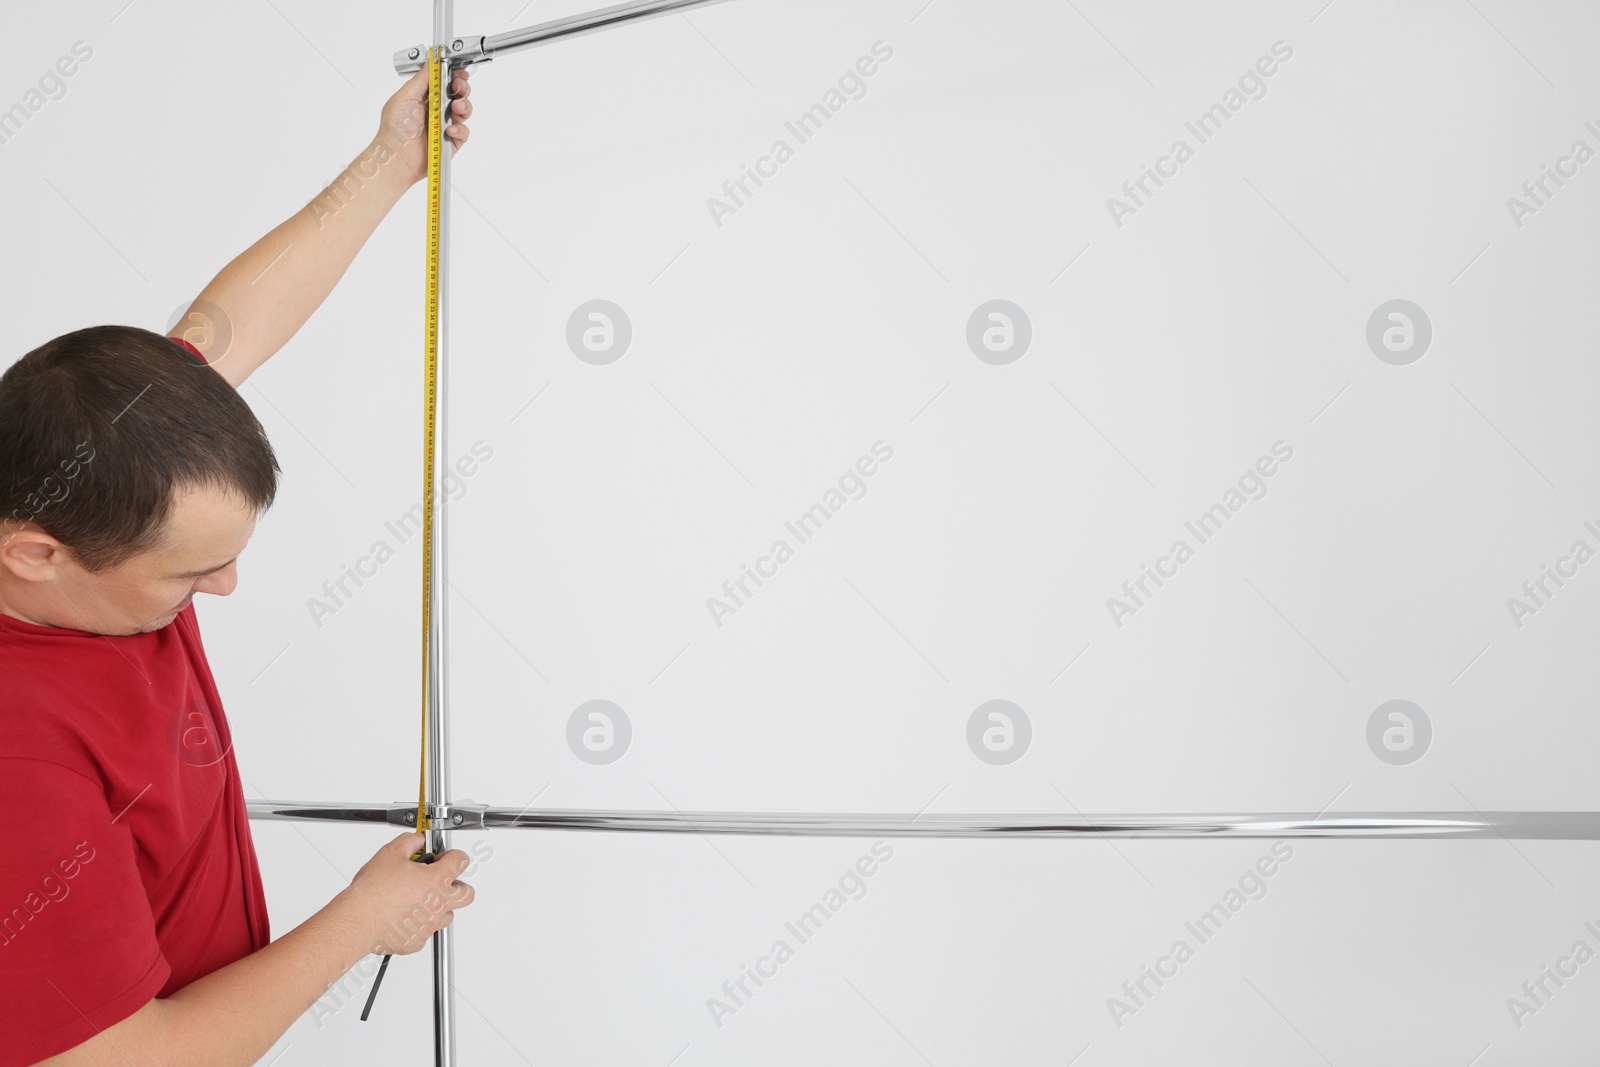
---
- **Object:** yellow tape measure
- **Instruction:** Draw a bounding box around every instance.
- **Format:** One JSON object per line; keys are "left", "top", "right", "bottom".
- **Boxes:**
{"left": 360, "top": 49, "right": 447, "bottom": 1021}
{"left": 417, "top": 46, "right": 443, "bottom": 839}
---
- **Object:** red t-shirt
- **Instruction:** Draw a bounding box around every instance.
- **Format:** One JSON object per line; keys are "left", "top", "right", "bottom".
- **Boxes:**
{"left": 0, "top": 335, "right": 270, "bottom": 1066}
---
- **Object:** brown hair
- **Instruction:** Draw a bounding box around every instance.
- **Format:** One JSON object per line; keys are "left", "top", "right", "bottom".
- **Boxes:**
{"left": 0, "top": 325, "right": 280, "bottom": 572}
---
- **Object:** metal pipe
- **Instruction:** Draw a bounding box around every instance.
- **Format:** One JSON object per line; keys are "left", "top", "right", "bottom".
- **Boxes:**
{"left": 428, "top": 6, "right": 456, "bottom": 1066}
{"left": 246, "top": 800, "right": 400, "bottom": 825}
{"left": 481, "top": 808, "right": 1600, "bottom": 839}
{"left": 395, "top": 0, "right": 741, "bottom": 74}
{"left": 245, "top": 801, "right": 1600, "bottom": 840}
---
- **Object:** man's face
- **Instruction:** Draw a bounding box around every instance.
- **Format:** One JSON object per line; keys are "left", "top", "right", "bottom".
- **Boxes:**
{"left": 47, "top": 484, "right": 258, "bottom": 635}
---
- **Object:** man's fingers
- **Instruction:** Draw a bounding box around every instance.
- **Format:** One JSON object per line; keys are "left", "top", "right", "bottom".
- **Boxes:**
{"left": 436, "top": 848, "right": 470, "bottom": 870}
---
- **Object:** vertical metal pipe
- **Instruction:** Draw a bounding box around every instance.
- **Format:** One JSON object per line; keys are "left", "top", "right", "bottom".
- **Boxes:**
{"left": 429, "top": 5, "right": 456, "bottom": 1067}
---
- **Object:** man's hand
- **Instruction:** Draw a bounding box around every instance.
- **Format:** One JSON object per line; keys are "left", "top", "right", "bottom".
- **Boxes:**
{"left": 337, "top": 832, "right": 477, "bottom": 957}
{"left": 174, "top": 61, "right": 478, "bottom": 386}
{"left": 35, "top": 831, "right": 479, "bottom": 1065}
{"left": 379, "top": 63, "right": 474, "bottom": 188}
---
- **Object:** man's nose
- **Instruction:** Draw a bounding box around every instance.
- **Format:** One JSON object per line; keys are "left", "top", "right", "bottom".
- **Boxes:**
{"left": 193, "top": 565, "right": 238, "bottom": 597}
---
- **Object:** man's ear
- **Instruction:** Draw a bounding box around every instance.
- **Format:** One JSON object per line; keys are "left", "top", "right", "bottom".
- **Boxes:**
{"left": 0, "top": 524, "right": 70, "bottom": 583}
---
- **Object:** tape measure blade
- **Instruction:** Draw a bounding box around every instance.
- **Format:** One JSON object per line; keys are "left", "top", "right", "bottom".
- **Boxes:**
{"left": 418, "top": 46, "right": 444, "bottom": 836}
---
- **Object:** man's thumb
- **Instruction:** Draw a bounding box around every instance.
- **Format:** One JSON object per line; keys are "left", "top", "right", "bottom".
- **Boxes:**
{"left": 392, "top": 64, "right": 427, "bottom": 101}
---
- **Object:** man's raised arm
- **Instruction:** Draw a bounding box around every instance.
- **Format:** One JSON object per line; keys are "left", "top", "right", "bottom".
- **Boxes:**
{"left": 170, "top": 65, "right": 472, "bottom": 389}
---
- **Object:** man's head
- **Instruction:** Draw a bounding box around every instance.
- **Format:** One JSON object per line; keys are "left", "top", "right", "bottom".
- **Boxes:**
{"left": 0, "top": 325, "right": 279, "bottom": 635}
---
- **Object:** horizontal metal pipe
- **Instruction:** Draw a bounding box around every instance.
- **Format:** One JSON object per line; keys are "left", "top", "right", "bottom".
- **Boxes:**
{"left": 245, "top": 800, "right": 1600, "bottom": 840}
{"left": 395, "top": 0, "right": 740, "bottom": 74}
{"left": 248, "top": 800, "right": 402, "bottom": 825}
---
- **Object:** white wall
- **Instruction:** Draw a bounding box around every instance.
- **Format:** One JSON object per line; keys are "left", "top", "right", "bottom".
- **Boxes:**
{"left": 5, "top": 0, "right": 1600, "bottom": 1062}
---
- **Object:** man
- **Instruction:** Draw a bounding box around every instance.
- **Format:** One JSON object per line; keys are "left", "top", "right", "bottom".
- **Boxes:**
{"left": 0, "top": 61, "right": 480, "bottom": 1066}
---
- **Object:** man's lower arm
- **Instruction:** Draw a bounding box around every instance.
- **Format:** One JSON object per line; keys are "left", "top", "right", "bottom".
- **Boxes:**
{"left": 184, "top": 138, "right": 414, "bottom": 387}
{"left": 151, "top": 889, "right": 376, "bottom": 1065}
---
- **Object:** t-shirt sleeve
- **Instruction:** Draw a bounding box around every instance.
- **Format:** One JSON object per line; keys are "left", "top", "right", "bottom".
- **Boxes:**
{"left": 167, "top": 335, "right": 209, "bottom": 365}
{"left": 0, "top": 758, "right": 171, "bottom": 1067}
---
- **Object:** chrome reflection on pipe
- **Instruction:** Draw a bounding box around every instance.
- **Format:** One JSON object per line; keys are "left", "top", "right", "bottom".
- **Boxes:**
{"left": 480, "top": 808, "right": 1600, "bottom": 839}
{"left": 245, "top": 801, "right": 1600, "bottom": 840}
{"left": 486, "top": 0, "right": 737, "bottom": 54}
{"left": 246, "top": 800, "right": 401, "bottom": 825}
{"left": 395, "top": 0, "right": 740, "bottom": 74}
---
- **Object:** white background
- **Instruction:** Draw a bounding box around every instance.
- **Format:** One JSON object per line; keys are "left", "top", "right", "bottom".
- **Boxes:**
{"left": 4, "top": 0, "right": 1600, "bottom": 1063}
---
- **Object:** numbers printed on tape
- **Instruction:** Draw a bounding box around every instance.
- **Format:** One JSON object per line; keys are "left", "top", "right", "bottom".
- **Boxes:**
{"left": 417, "top": 46, "right": 445, "bottom": 834}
